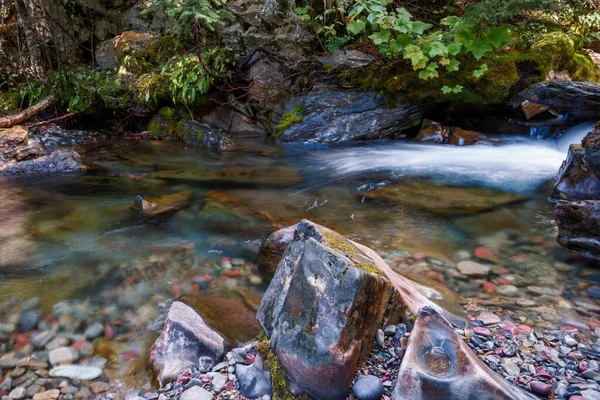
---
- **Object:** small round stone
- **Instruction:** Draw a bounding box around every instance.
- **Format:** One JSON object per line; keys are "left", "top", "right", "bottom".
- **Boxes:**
{"left": 352, "top": 375, "right": 384, "bottom": 400}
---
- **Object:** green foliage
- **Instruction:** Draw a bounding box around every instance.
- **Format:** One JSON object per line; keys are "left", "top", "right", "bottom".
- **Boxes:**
{"left": 160, "top": 47, "right": 231, "bottom": 106}
{"left": 142, "top": 0, "right": 231, "bottom": 44}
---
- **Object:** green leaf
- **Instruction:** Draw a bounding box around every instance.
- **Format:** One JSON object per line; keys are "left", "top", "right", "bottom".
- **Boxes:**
{"left": 394, "top": 7, "right": 412, "bottom": 22}
{"left": 347, "top": 20, "right": 366, "bottom": 35}
{"left": 453, "top": 85, "right": 463, "bottom": 93}
{"left": 428, "top": 41, "right": 448, "bottom": 58}
{"left": 473, "top": 63, "right": 489, "bottom": 78}
{"left": 403, "top": 44, "right": 428, "bottom": 70}
{"left": 467, "top": 39, "right": 492, "bottom": 60}
{"left": 440, "top": 16, "right": 461, "bottom": 27}
{"left": 418, "top": 62, "right": 439, "bottom": 80}
{"left": 369, "top": 30, "right": 391, "bottom": 45}
{"left": 438, "top": 57, "right": 450, "bottom": 66}
{"left": 445, "top": 58, "right": 461, "bottom": 72}
{"left": 447, "top": 42, "right": 462, "bottom": 56}
{"left": 389, "top": 34, "right": 411, "bottom": 54}
{"left": 485, "top": 26, "right": 511, "bottom": 48}
{"left": 410, "top": 21, "right": 432, "bottom": 35}
{"left": 441, "top": 86, "right": 452, "bottom": 94}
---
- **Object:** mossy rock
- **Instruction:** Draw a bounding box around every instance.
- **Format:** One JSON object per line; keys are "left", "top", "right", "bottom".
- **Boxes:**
{"left": 273, "top": 105, "right": 305, "bottom": 139}
{"left": 340, "top": 31, "right": 600, "bottom": 108}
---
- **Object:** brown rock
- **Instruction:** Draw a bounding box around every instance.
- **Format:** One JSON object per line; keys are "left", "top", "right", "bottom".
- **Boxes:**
{"left": 131, "top": 190, "right": 193, "bottom": 217}
{"left": 32, "top": 389, "right": 59, "bottom": 400}
{"left": 257, "top": 224, "right": 296, "bottom": 277}
{"left": 6, "top": 143, "right": 44, "bottom": 161}
{"left": 521, "top": 100, "right": 549, "bottom": 120}
{"left": 449, "top": 127, "right": 482, "bottom": 146}
{"left": 0, "top": 126, "right": 28, "bottom": 151}
{"left": 415, "top": 121, "right": 447, "bottom": 143}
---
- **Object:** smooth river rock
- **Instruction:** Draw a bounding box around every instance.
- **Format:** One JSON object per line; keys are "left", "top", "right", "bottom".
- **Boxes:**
{"left": 393, "top": 307, "right": 538, "bottom": 400}
{"left": 148, "top": 301, "right": 230, "bottom": 386}
{"left": 49, "top": 365, "right": 103, "bottom": 380}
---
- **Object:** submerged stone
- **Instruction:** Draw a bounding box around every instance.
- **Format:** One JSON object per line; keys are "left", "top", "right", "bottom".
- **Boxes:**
{"left": 393, "top": 307, "right": 538, "bottom": 400}
{"left": 148, "top": 301, "right": 230, "bottom": 386}
{"left": 130, "top": 190, "right": 192, "bottom": 217}
{"left": 147, "top": 167, "right": 303, "bottom": 186}
{"left": 361, "top": 181, "right": 527, "bottom": 215}
{"left": 49, "top": 365, "right": 103, "bottom": 380}
{"left": 555, "top": 200, "right": 600, "bottom": 261}
{"left": 550, "top": 144, "right": 600, "bottom": 202}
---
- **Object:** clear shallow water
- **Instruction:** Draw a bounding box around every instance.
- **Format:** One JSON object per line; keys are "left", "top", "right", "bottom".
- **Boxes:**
{"left": 0, "top": 122, "right": 598, "bottom": 385}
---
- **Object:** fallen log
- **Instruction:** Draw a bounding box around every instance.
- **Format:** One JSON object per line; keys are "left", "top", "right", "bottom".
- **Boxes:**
{"left": 0, "top": 95, "right": 57, "bottom": 129}
{"left": 27, "top": 112, "right": 76, "bottom": 128}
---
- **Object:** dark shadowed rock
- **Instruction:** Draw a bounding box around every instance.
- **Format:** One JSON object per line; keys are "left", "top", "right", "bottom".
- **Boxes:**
{"left": 550, "top": 144, "right": 600, "bottom": 202}
{"left": 555, "top": 200, "right": 600, "bottom": 261}
{"left": 6, "top": 143, "right": 45, "bottom": 162}
{"left": 257, "top": 220, "right": 399, "bottom": 399}
{"left": 179, "top": 120, "right": 235, "bottom": 151}
{"left": 257, "top": 224, "right": 296, "bottom": 277}
{"left": 512, "top": 80, "right": 600, "bottom": 119}
{"left": 393, "top": 307, "right": 538, "bottom": 400}
{"left": 148, "top": 301, "right": 230, "bottom": 386}
{"left": 279, "top": 92, "right": 422, "bottom": 143}
{"left": 0, "top": 150, "right": 86, "bottom": 176}
{"left": 0, "top": 126, "right": 28, "bottom": 151}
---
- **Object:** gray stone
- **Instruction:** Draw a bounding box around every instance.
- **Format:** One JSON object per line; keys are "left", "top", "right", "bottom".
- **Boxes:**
{"left": 148, "top": 301, "right": 230, "bottom": 385}
{"left": 495, "top": 285, "right": 520, "bottom": 297}
{"left": 8, "top": 387, "right": 26, "bottom": 400}
{"left": 48, "top": 347, "right": 78, "bottom": 366}
{"left": 18, "top": 309, "right": 40, "bottom": 332}
{"left": 279, "top": 92, "right": 422, "bottom": 143}
{"left": 84, "top": 322, "right": 104, "bottom": 340}
{"left": 477, "top": 311, "right": 501, "bottom": 326}
{"left": 49, "top": 365, "right": 103, "bottom": 380}
{"left": 0, "top": 150, "right": 86, "bottom": 176}
{"left": 353, "top": 375, "right": 383, "bottom": 400}
{"left": 501, "top": 357, "right": 521, "bottom": 377}
{"left": 376, "top": 329, "right": 385, "bottom": 348}
{"left": 210, "top": 372, "right": 228, "bottom": 393}
{"left": 235, "top": 354, "right": 271, "bottom": 398}
{"left": 197, "top": 356, "right": 215, "bottom": 374}
{"left": 456, "top": 261, "right": 491, "bottom": 277}
{"left": 180, "top": 386, "right": 213, "bottom": 400}
{"left": 527, "top": 286, "right": 562, "bottom": 297}
{"left": 319, "top": 50, "right": 375, "bottom": 69}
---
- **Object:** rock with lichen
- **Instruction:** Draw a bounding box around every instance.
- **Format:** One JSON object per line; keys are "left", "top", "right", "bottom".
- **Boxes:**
{"left": 257, "top": 219, "right": 400, "bottom": 400}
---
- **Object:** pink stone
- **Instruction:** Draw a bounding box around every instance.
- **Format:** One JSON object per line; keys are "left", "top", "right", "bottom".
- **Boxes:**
{"left": 518, "top": 325, "right": 532, "bottom": 334}
{"left": 474, "top": 247, "right": 499, "bottom": 263}
{"left": 561, "top": 325, "right": 580, "bottom": 334}
{"left": 482, "top": 281, "right": 497, "bottom": 294}
{"left": 473, "top": 327, "right": 491, "bottom": 337}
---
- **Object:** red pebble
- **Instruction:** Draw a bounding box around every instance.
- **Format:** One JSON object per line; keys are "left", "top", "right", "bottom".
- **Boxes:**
{"left": 535, "top": 368, "right": 553, "bottom": 379}
{"left": 473, "top": 327, "right": 491, "bottom": 336}
{"left": 579, "top": 362, "right": 589, "bottom": 372}
{"left": 246, "top": 354, "right": 256, "bottom": 364}
{"left": 122, "top": 349, "right": 139, "bottom": 361}
{"left": 104, "top": 324, "right": 114, "bottom": 339}
{"left": 518, "top": 324, "right": 532, "bottom": 334}
{"left": 496, "top": 277, "right": 513, "bottom": 285}
{"left": 467, "top": 315, "right": 477, "bottom": 322}
{"left": 501, "top": 326, "right": 519, "bottom": 336}
{"left": 0, "top": 390, "right": 7, "bottom": 397}
{"left": 72, "top": 339, "right": 86, "bottom": 350}
{"left": 224, "top": 270, "right": 243, "bottom": 278}
{"left": 473, "top": 247, "right": 499, "bottom": 263}
{"left": 222, "top": 381, "right": 235, "bottom": 391}
{"left": 177, "top": 375, "right": 191, "bottom": 385}
{"left": 424, "top": 271, "right": 445, "bottom": 284}
{"left": 199, "top": 374, "right": 211, "bottom": 383}
{"left": 482, "top": 281, "right": 497, "bottom": 294}
{"left": 561, "top": 325, "right": 580, "bottom": 334}
{"left": 170, "top": 283, "right": 181, "bottom": 297}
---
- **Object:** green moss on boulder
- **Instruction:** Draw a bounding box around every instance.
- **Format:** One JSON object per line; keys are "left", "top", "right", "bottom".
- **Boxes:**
{"left": 274, "top": 105, "right": 305, "bottom": 139}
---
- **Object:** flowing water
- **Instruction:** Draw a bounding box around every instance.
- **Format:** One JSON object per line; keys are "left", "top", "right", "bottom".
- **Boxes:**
{"left": 0, "top": 121, "right": 598, "bottom": 385}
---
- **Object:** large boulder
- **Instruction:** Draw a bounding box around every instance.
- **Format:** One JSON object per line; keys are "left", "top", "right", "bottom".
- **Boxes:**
{"left": 148, "top": 301, "right": 230, "bottom": 386}
{"left": 257, "top": 220, "right": 400, "bottom": 399}
{"left": 257, "top": 220, "right": 465, "bottom": 399}
{"left": 277, "top": 92, "right": 422, "bottom": 143}
{"left": 552, "top": 122, "right": 600, "bottom": 260}
{"left": 512, "top": 80, "right": 600, "bottom": 119}
{"left": 393, "top": 307, "right": 537, "bottom": 400}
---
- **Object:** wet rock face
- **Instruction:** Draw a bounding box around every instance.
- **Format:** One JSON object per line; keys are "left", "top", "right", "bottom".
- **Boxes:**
{"left": 0, "top": 150, "right": 86, "bottom": 176}
{"left": 552, "top": 123, "right": 600, "bottom": 260}
{"left": 257, "top": 223, "right": 296, "bottom": 277}
{"left": 512, "top": 80, "right": 600, "bottom": 119}
{"left": 148, "top": 301, "right": 230, "bottom": 386}
{"left": 279, "top": 92, "right": 422, "bottom": 143}
{"left": 393, "top": 307, "right": 537, "bottom": 400}
{"left": 257, "top": 220, "right": 398, "bottom": 399}
{"left": 555, "top": 200, "right": 600, "bottom": 261}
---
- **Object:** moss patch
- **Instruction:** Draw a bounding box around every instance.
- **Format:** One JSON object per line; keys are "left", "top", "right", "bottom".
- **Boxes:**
{"left": 255, "top": 335, "right": 308, "bottom": 400}
{"left": 322, "top": 230, "right": 359, "bottom": 255}
{"left": 274, "top": 105, "right": 305, "bottom": 139}
{"left": 0, "top": 91, "right": 21, "bottom": 112}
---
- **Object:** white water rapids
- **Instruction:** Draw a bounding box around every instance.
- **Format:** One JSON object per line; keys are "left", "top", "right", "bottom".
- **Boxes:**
{"left": 312, "top": 121, "right": 597, "bottom": 193}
